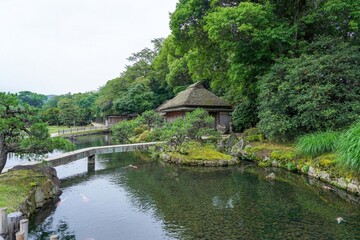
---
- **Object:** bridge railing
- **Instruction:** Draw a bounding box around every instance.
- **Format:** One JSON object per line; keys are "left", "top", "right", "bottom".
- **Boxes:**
{"left": 57, "top": 126, "right": 108, "bottom": 135}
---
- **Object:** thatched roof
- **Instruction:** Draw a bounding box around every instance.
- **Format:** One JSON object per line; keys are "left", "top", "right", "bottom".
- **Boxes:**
{"left": 157, "top": 82, "right": 232, "bottom": 112}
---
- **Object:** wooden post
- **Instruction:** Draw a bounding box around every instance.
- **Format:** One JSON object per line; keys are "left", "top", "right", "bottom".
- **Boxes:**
{"left": 19, "top": 219, "right": 28, "bottom": 240}
{"left": 0, "top": 208, "right": 7, "bottom": 235}
{"left": 87, "top": 155, "right": 95, "bottom": 172}
{"left": 15, "top": 231, "right": 24, "bottom": 240}
{"left": 7, "top": 212, "right": 22, "bottom": 240}
{"left": 50, "top": 235, "right": 58, "bottom": 240}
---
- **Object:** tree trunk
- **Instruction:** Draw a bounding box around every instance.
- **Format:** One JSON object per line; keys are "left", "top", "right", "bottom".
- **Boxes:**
{"left": 0, "top": 135, "right": 8, "bottom": 174}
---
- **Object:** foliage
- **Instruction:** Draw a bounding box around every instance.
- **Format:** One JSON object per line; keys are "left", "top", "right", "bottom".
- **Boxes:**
{"left": 113, "top": 82, "right": 155, "bottom": 115}
{"left": 17, "top": 91, "right": 47, "bottom": 108}
{"left": 57, "top": 98, "right": 80, "bottom": 127}
{"left": 111, "top": 119, "right": 139, "bottom": 144}
{"left": 41, "top": 91, "right": 97, "bottom": 126}
{"left": 232, "top": 99, "right": 258, "bottom": 132}
{"left": 160, "top": 109, "right": 219, "bottom": 150}
{"left": 0, "top": 92, "right": 74, "bottom": 173}
{"left": 41, "top": 107, "right": 60, "bottom": 125}
{"left": 258, "top": 38, "right": 360, "bottom": 141}
{"left": 337, "top": 121, "right": 360, "bottom": 171}
{"left": 138, "top": 110, "right": 164, "bottom": 130}
{"left": 295, "top": 131, "right": 338, "bottom": 158}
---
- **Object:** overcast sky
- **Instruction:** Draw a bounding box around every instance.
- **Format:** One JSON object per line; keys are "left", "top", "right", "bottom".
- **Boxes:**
{"left": 0, "top": 0, "right": 178, "bottom": 95}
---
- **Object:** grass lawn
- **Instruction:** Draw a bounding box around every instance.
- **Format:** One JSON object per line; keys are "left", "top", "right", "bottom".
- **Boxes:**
{"left": 0, "top": 170, "right": 48, "bottom": 212}
{"left": 47, "top": 125, "right": 88, "bottom": 134}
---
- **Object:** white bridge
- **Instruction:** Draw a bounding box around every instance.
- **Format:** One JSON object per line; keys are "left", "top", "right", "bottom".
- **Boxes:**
{"left": 5, "top": 142, "right": 162, "bottom": 172}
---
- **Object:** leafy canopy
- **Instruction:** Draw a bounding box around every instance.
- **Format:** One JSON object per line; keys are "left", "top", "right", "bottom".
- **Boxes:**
{"left": 0, "top": 92, "right": 74, "bottom": 173}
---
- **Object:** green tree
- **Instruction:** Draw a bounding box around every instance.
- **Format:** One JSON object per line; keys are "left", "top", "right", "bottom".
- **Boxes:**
{"left": 41, "top": 107, "right": 60, "bottom": 125}
{"left": 113, "top": 82, "right": 155, "bottom": 115}
{"left": 258, "top": 37, "right": 360, "bottom": 141}
{"left": 111, "top": 119, "right": 139, "bottom": 144}
{"left": 139, "top": 110, "right": 164, "bottom": 130}
{"left": 161, "top": 109, "right": 218, "bottom": 149}
{"left": 0, "top": 93, "right": 74, "bottom": 173}
{"left": 58, "top": 98, "right": 80, "bottom": 127}
{"left": 17, "top": 91, "right": 47, "bottom": 108}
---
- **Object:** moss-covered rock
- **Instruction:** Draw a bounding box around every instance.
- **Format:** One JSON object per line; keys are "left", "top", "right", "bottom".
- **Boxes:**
{"left": 161, "top": 141, "right": 236, "bottom": 166}
{"left": 0, "top": 170, "right": 59, "bottom": 215}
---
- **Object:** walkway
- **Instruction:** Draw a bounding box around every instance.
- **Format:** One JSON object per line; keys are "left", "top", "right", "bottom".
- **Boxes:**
{"left": 4, "top": 142, "right": 162, "bottom": 172}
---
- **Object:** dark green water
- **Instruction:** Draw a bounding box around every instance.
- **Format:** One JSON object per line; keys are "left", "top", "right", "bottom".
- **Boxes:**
{"left": 29, "top": 150, "right": 360, "bottom": 240}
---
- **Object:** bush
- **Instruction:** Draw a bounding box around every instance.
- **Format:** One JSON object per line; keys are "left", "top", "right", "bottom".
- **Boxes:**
{"left": 337, "top": 121, "right": 360, "bottom": 171}
{"left": 295, "top": 131, "right": 338, "bottom": 158}
{"left": 232, "top": 100, "right": 258, "bottom": 132}
{"left": 258, "top": 38, "right": 360, "bottom": 141}
{"left": 160, "top": 109, "right": 219, "bottom": 150}
{"left": 111, "top": 119, "right": 139, "bottom": 143}
{"left": 286, "top": 162, "right": 297, "bottom": 172}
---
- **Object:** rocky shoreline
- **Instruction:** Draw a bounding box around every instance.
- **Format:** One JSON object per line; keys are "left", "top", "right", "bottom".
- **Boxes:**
{"left": 159, "top": 134, "right": 360, "bottom": 198}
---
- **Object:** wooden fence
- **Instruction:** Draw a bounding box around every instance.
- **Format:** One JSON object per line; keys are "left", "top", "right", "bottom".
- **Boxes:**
{"left": 57, "top": 126, "right": 108, "bottom": 135}
{"left": 0, "top": 208, "right": 58, "bottom": 240}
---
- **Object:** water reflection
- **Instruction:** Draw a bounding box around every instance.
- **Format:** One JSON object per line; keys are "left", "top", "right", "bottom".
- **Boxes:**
{"left": 5, "top": 134, "right": 112, "bottom": 169}
{"left": 30, "top": 151, "right": 360, "bottom": 240}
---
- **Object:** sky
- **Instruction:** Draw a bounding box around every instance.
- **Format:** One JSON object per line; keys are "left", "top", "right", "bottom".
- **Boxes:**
{"left": 0, "top": 0, "right": 178, "bottom": 95}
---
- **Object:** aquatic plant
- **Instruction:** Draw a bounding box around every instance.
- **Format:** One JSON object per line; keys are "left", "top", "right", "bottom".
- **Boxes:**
{"left": 295, "top": 131, "right": 338, "bottom": 158}
{"left": 337, "top": 121, "right": 360, "bottom": 172}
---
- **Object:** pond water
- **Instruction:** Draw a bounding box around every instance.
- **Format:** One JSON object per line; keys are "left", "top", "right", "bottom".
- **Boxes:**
{"left": 5, "top": 134, "right": 113, "bottom": 168}
{"left": 26, "top": 135, "right": 360, "bottom": 240}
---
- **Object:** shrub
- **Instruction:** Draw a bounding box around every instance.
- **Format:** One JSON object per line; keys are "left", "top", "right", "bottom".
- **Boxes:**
{"left": 160, "top": 109, "right": 219, "bottom": 150}
{"left": 337, "top": 121, "right": 360, "bottom": 171}
{"left": 295, "top": 131, "right": 338, "bottom": 158}
{"left": 286, "top": 162, "right": 297, "bottom": 172}
{"left": 139, "top": 110, "right": 164, "bottom": 130}
{"left": 111, "top": 119, "right": 138, "bottom": 143}
{"left": 232, "top": 100, "right": 258, "bottom": 132}
{"left": 258, "top": 38, "right": 360, "bottom": 141}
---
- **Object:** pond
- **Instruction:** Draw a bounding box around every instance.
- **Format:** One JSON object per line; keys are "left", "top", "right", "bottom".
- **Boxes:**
{"left": 26, "top": 135, "right": 360, "bottom": 239}
{"left": 5, "top": 134, "right": 113, "bottom": 169}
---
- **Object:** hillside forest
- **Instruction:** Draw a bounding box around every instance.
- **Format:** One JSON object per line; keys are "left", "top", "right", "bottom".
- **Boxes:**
{"left": 8, "top": 0, "right": 360, "bottom": 144}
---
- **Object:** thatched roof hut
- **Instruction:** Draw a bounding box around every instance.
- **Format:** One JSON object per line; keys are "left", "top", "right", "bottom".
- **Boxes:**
{"left": 157, "top": 82, "right": 233, "bottom": 129}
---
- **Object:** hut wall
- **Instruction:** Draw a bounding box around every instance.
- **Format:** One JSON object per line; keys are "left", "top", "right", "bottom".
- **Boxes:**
{"left": 218, "top": 112, "right": 231, "bottom": 128}
{"left": 106, "top": 116, "right": 129, "bottom": 126}
{"left": 165, "top": 112, "right": 185, "bottom": 122}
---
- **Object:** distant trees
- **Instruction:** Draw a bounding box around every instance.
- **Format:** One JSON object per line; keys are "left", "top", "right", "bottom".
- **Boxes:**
{"left": 95, "top": 39, "right": 173, "bottom": 119}
{"left": 41, "top": 92, "right": 97, "bottom": 126}
{"left": 17, "top": 91, "right": 47, "bottom": 108}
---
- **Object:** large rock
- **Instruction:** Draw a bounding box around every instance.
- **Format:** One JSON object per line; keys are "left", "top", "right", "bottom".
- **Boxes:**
{"left": 35, "top": 188, "right": 46, "bottom": 208}
{"left": 337, "top": 178, "right": 348, "bottom": 189}
{"left": 308, "top": 167, "right": 319, "bottom": 179}
{"left": 265, "top": 173, "right": 276, "bottom": 181}
{"left": 225, "top": 134, "right": 237, "bottom": 149}
{"left": 217, "top": 124, "right": 228, "bottom": 134}
{"left": 230, "top": 138, "right": 245, "bottom": 157}
{"left": 347, "top": 183, "right": 360, "bottom": 194}
{"left": 319, "top": 171, "right": 331, "bottom": 182}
